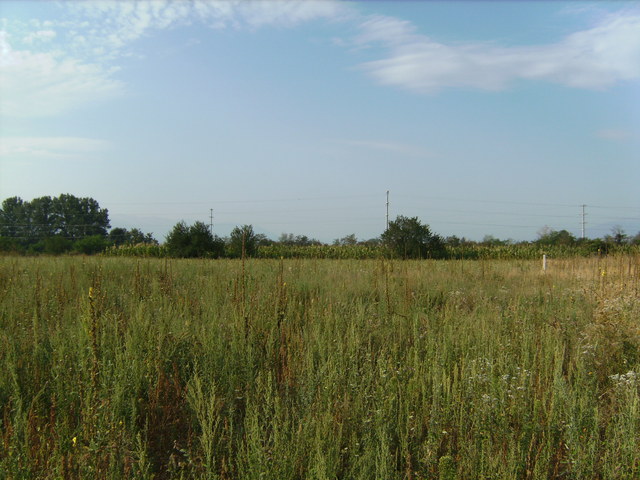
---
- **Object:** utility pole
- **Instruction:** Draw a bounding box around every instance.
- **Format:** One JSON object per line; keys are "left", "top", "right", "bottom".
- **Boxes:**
{"left": 386, "top": 190, "right": 389, "bottom": 231}
{"left": 581, "top": 204, "right": 586, "bottom": 239}
{"left": 209, "top": 208, "right": 214, "bottom": 235}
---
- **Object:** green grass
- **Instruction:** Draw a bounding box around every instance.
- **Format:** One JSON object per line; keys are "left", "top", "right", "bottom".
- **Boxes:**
{"left": 0, "top": 255, "right": 639, "bottom": 479}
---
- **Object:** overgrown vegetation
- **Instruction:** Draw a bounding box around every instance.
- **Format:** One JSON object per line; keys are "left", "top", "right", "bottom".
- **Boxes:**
{"left": 1, "top": 255, "right": 638, "bottom": 478}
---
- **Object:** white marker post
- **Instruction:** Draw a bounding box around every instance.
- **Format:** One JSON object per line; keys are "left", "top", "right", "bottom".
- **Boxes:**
{"left": 542, "top": 254, "right": 547, "bottom": 272}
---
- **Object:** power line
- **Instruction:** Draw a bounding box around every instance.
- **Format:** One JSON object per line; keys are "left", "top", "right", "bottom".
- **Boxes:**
{"left": 431, "top": 220, "right": 541, "bottom": 229}
{"left": 588, "top": 204, "right": 640, "bottom": 211}
{"left": 395, "top": 194, "right": 580, "bottom": 209}
{"left": 104, "top": 194, "right": 383, "bottom": 206}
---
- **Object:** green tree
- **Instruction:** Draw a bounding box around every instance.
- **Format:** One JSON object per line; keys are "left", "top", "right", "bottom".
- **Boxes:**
{"left": 52, "top": 194, "right": 109, "bottom": 240}
{"left": 189, "top": 221, "right": 224, "bottom": 257}
{"left": 0, "top": 237, "right": 24, "bottom": 253}
{"left": 165, "top": 221, "right": 224, "bottom": 258}
{"left": 537, "top": 228, "right": 576, "bottom": 246}
{"left": 27, "top": 196, "right": 54, "bottom": 240}
{"left": 0, "top": 197, "right": 29, "bottom": 239}
{"left": 228, "top": 225, "right": 260, "bottom": 258}
{"left": 381, "top": 215, "right": 446, "bottom": 259}
{"left": 129, "top": 228, "right": 157, "bottom": 245}
{"left": 278, "top": 232, "right": 322, "bottom": 246}
{"left": 165, "top": 221, "right": 191, "bottom": 257}
{"left": 278, "top": 233, "right": 297, "bottom": 245}
{"left": 333, "top": 233, "right": 358, "bottom": 246}
{"left": 109, "top": 227, "right": 157, "bottom": 246}
{"left": 74, "top": 235, "right": 110, "bottom": 255}
{"left": 40, "top": 236, "right": 73, "bottom": 254}
{"left": 482, "top": 235, "right": 511, "bottom": 246}
{"left": 1, "top": 194, "right": 110, "bottom": 250}
{"left": 109, "top": 227, "right": 130, "bottom": 246}
{"left": 609, "top": 225, "right": 628, "bottom": 245}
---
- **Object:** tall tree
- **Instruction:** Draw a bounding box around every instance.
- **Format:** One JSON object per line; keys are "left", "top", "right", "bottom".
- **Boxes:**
{"left": 228, "top": 225, "right": 260, "bottom": 258}
{"left": 536, "top": 229, "right": 576, "bottom": 246}
{"left": 381, "top": 215, "right": 446, "bottom": 259}
{"left": 0, "top": 197, "right": 28, "bottom": 239}
{"left": 51, "top": 194, "right": 109, "bottom": 240}
{"left": 30, "top": 196, "right": 57, "bottom": 239}
{"left": 610, "top": 225, "right": 628, "bottom": 245}
{"left": 0, "top": 194, "right": 110, "bottom": 245}
{"left": 165, "top": 221, "right": 224, "bottom": 258}
{"left": 333, "top": 233, "right": 358, "bottom": 246}
{"left": 109, "top": 227, "right": 157, "bottom": 246}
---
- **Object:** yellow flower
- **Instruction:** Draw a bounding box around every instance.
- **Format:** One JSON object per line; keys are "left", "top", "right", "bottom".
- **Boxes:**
{"left": 72, "top": 436, "right": 77, "bottom": 447}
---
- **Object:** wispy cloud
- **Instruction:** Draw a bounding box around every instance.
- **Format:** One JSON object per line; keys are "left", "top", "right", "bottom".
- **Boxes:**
{"left": 3, "top": 1, "right": 639, "bottom": 121}
{"left": 596, "top": 129, "right": 634, "bottom": 141}
{"left": 0, "top": 136, "right": 110, "bottom": 159}
{"left": 356, "top": 11, "right": 640, "bottom": 92}
{"left": 0, "top": 32, "right": 123, "bottom": 117}
{"left": 23, "top": 29, "right": 56, "bottom": 44}
{"left": 1, "top": 0, "right": 349, "bottom": 118}
{"left": 65, "top": 0, "right": 350, "bottom": 56}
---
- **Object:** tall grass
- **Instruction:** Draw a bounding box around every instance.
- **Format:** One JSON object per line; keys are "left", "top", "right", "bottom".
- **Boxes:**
{"left": 0, "top": 255, "right": 638, "bottom": 479}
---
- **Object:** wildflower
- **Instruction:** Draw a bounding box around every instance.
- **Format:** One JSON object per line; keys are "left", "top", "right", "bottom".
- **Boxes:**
{"left": 72, "top": 436, "right": 77, "bottom": 447}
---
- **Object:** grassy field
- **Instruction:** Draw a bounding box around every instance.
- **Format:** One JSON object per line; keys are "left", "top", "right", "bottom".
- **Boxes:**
{"left": 1, "top": 255, "right": 639, "bottom": 479}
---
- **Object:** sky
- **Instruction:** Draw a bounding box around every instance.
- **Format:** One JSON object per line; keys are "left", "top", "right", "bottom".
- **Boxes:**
{"left": 1, "top": 0, "right": 639, "bottom": 243}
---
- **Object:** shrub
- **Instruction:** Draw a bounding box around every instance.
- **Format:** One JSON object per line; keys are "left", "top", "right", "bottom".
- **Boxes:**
{"left": 166, "top": 221, "right": 225, "bottom": 258}
{"left": 74, "top": 235, "right": 110, "bottom": 255}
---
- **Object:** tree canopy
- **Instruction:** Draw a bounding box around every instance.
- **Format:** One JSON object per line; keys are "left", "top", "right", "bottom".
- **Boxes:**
{"left": 381, "top": 215, "right": 446, "bottom": 259}
{"left": 228, "top": 225, "right": 269, "bottom": 258}
{"left": 109, "top": 227, "right": 157, "bottom": 246}
{"left": 0, "top": 194, "right": 110, "bottom": 252}
{"left": 165, "top": 221, "right": 224, "bottom": 258}
{"left": 536, "top": 228, "right": 576, "bottom": 246}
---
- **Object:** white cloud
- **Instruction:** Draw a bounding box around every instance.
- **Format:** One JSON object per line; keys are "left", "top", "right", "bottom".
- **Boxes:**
{"left": 354, "top": 15, "right": 416, "bottom": 47}
{"left": 0, "top": 136, "right": 110, "bottom": 159}
{"left": 0, "top": 32, "right": 123, "bottom": 117}
{"left": 0, "top": 1, "right": 349, "bottom": 118}
{"left": 235, "top": 0, "right": 349, "bottom": 28}
{"left": 8, "top": 0, "right": 636, "bottom": 123}
{"left": 23, "top": 29, "right": 56, "bottom": 44}
{"left": 66, "top": 0, "right": 350, "bottom": 55}
{"left": 356, "top": 11, "right": 640, "bottom": 92}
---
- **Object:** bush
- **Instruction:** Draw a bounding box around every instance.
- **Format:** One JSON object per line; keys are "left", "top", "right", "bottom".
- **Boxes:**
{"left": 74, "top": 235, "right": 110, "bottom": 255}
{"left": 166, "top": 221, "right": 225, "bottom": 258}
{"left": 29, "top": 236, "right": 73, "bottom": 255}
{"left": 0, "top": 237, "right": 25, "bottom": 254}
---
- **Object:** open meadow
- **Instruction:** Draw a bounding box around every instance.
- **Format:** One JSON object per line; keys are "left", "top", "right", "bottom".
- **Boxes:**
{"left": 1, "top": 255, "right": 639, "bottom": 479}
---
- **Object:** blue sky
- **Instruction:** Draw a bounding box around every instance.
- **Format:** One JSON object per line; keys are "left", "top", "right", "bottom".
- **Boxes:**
{"left": 1, "top": 1, "right": 639, "bottom": 242}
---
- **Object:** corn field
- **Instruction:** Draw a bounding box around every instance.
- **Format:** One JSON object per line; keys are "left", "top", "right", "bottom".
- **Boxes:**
{"left": 104, "top": 242, "right": 640, "bottom": 260}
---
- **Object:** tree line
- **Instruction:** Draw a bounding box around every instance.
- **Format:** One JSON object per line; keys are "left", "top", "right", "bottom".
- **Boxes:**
{"left": 1, "top": 195, "right": 638, "bottom": 258}
{"left": 0, "top": 195, "right": 156, "bottom": 255}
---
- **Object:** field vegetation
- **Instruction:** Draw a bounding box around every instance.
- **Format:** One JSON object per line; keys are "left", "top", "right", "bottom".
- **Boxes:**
{"left": 1, "top": 254, "right": 639, "bottom": 479}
